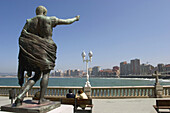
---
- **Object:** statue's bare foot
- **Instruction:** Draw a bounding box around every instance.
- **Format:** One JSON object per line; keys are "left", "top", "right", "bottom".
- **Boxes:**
{"left": 38, "top": 98, "right": 50, "bottom": 104}
{"left": 14, "top": 98, "right": 23, "bottom": 106}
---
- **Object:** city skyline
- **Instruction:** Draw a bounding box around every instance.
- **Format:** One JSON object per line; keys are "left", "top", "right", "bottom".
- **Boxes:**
{"left": 53, "top": 58, "right": 168, "bottom": 73}
{"left": 0, "top": 0, "right": 170, "bottom": 73}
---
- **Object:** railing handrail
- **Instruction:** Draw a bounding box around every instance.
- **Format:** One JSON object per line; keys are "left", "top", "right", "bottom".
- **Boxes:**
{"left": 91, "top": 86, "right": 155, "bottom": 89}
{"left": 0, "top": 85, "right": 160, "bottom": 88}
{"left": 0, "top": 85, "right": 170, "bottom": 99}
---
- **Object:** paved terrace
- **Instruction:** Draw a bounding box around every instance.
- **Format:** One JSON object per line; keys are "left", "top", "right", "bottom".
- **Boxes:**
{"left": 0, "top": 96, "right": 165, "bottom": 113}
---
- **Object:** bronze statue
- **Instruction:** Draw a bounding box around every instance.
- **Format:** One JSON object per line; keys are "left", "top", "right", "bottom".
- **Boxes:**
{"left": 15, "top": 6, "right": 80, "bottom": 106}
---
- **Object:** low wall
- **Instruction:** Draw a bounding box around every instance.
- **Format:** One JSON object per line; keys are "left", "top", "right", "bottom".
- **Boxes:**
{"left": 1, "top": 86, "right": 170, "bottom": 99}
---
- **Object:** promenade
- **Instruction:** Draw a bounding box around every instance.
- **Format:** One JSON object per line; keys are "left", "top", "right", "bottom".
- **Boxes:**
{"left": 0, "top": 96, "right": 161, "bottom": 113}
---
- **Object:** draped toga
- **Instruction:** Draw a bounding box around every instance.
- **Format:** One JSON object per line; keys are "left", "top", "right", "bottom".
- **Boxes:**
{"left": 18, "top": 29, "right": 57, "bottom": 86}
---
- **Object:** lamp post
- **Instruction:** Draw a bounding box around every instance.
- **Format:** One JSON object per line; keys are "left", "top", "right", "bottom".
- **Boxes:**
{"left": 81, "top": 51, "right": 93, "bottom": 87}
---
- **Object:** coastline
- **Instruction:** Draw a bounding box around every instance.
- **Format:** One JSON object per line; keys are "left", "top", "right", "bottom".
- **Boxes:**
{"left": 1, "top": 75, "right": 170, "bottom": 79}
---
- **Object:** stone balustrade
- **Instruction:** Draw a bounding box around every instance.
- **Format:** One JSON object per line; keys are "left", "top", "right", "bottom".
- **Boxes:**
{"left": 1, "top": 85, "right": 170, "bottom": 98}
{"left": 91, "top": 86, "right": 155, "bottom": 98}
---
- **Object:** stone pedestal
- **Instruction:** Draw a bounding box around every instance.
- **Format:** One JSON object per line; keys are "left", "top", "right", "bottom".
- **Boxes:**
{"left": 155, "top": 83, "right": 163, "bottom": 98}
{"left": 84, "top": 87, "right": 91, "bottom": 98}
{"left": 1, "top": 99, "right": 60, "bottom": 113}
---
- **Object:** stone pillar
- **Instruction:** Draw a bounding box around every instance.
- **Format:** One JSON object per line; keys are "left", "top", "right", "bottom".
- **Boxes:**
{"left": 84, "top": 87, "right": 91, "bottom": 98}
{"left": 153, "top": 71, "right": 163, "bottom": 98}
{"left": 154, "top": 83, "right": 163, "bottom": 98}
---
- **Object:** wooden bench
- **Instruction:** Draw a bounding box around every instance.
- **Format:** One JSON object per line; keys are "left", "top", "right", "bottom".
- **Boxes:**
{"left": 61, "top": 98, "right": 93, "bottom": 113}
{"left": 153, "top": 100, "right": 170, "bottom": 113}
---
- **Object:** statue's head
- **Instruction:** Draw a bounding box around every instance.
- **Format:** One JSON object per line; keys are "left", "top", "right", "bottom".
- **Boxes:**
{"left": 36, "top": 6, "right": 47, "bottom": 16}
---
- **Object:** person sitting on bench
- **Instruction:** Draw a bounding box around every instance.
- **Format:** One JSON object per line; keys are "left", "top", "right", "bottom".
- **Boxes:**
{"left": 76, "top": 90, "right": 88, "bottom": 110}
{"left": 66, "top": 89, "right": 75, "bottom": 98}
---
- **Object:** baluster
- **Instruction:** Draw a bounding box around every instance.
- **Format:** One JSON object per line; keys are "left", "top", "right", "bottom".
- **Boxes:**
{"left": 62, "top": 88, "right": 65, "bottom": 97}
{"left": 167, "top": 88, "right": 169, "bottom": 96}
{"left": 5, "top": 88, "right": 7, "bottom": 96}
{"left": 114, "top": 89, "right": 117, "bottom": 96}
{"left": 166, "top": 88, "right": 169, "bottom": 96}
{"left": 65, "top": 89, "right": 67, "bottom": 96}
{"left": 0, "top": 88, "right": 2, "bottom": 95}
{"left": 51, "top": 88, "right": 54, "bottom": 96}
{"left": 152, "top": 88, "right": 154, "bottom": 97}
{"left": 113, "top": 89, "right": 116, "bottom": 97}
{"left": 98, "top": 89, "right": 101, "bottom": 97}
{"left": 148, "top": 88, "right": 151, "bottom": 96}
{"left": 3, "top": 88, "right": 5, "bottom": 96}
{"left": 128, "top": 89, "right": 131, "bottom": 96}
{"left": 114, "top": 89, "right": 116, "bottom": 97}
{"left": 93, "top": 89, "right": 95, "bottom": 97}
{"left": 100, "top": 89, "right": 102, "bottom": 97}
{"left": 92, "top": 89, "right": 94, "bottom": 97}
{"left": 0, "top": 88, "right": 2, "bottom": 96}
{"left": 103, "top": 89, "right": 105, "bottom": 97}
{"left": 63, "top": 89, "right": 66, "bottom": 96}
{"left": 134, "top": 88, "right": 137, "bottom": 96}
{"left": 56, "top": 89, "right": 59, "bottom": 96}
{"left": 168, "top": 88, "right": 170, "bottom": 96}
{"left": 145, "top": 89, "right": 147, "bottom": 96}
{"left": 47, "top": 89, "right": 50, "bottom": 96}
{"left": 54, "top": 89, "right": 57, "bottom": 96}
{"left": 119, "top": 89, "right": 122, "bottom": 97}
{"left": 61, "top": 89, "right": 63, "bottom": 97}
{"left": 123, "top": 89, "right": 126, "bottom": 97}
{"left": 165, "top": 88, "right": 168, "bottom": 96}
{"left": 165, "top": 88, "right": 167, "bottom": 96}
{"left": 2, "top": 88, "right": 4, "bottom": 95}
{"left": 60, "top": 88, "right": 63, "bottom": 97}
{"left": 105, "top": 89, "right": 108, "bottom": 97}
{"left": 102, "top": 89, "right": 104, "bottom": 97}
{"left": 127, "top": 89, "right": 129, "bottom": 97}
{"left": 4, "top": 89, "right": 6, "bottom": 96}
{"left": 58, "top": 89, "right": 61, "bottom": 97}
{"left": 137, "top": 88, "right": 139, "bottom": 96}
{"left": 74, "top": 89, "right": 78, "bottom": 95}
{"left": 109, "top": 89, "right": 111, "bottom": 97}
{"left": 52, "top": 88, "right": 54, "bottom": 96}
{"left": 141, "top": 89, "right": 144, "bottom": 97}
{"left": 50, "top": 89, "right": 53, "bottom": 96}
{"left": 116, "top": 89, "right": 119, "bottom": 97}
{"left": 163, "top": 88, "right": 165, "bottom": 96}
{"left": 131, "top": 89, "right": 133, "bottom": 97}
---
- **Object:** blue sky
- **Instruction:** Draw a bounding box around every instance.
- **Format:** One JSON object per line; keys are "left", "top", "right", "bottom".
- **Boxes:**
{"left": 0, "top": 0, "right": 170, "bottom": 73}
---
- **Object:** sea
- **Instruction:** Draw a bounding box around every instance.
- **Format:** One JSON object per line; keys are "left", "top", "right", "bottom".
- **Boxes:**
{"left": 1, "top": 77, "right": 170, "bottom": 87}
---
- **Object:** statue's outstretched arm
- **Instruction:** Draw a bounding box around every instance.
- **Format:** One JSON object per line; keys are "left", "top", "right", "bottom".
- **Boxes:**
{"left": 58, "top": 15, "right": 80, "bottom": 25}
{"left": 52, "top": 15, "right": 80, "bottom": 26}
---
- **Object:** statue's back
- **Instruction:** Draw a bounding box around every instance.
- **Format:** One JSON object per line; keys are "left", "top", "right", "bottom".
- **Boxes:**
{"left": 26, "top": 15, "right": 53, "bottom": 40}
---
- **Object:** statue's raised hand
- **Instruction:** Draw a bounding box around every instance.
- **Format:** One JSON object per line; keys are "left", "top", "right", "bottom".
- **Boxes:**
{"left": 76, "top": 15, "right": 80, "bottom": 21}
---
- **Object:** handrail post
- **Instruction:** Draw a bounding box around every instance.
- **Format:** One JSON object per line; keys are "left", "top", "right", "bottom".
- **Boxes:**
{"left": 84, "top": 87, "right": 91, "bottom": 98}
{"left": 153, "top": 71, "right": 163, "bottom": 98}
